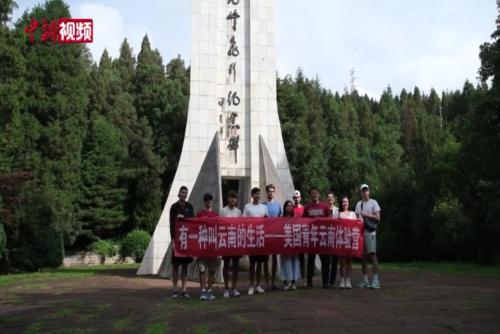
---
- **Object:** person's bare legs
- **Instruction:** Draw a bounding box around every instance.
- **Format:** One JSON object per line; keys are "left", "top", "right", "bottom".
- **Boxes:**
{"left": 256, "top": 261, "right": 263, "bottom": 287}
{"left": 346, "top": 257, "right": 352, "bottom": 279}
{"left": 172, "top": 264, "right": 180, "bottom": 291}
{"left": 340, "top": 257, "right": 346, "bottom": 279}
{"left": 208, "top": 271, "right": 215, "bottom": 290}
{"left": 181, "top": 264, "right": 188, "bottom": 292}
{"left": 249, "top": 258, "right": 256, "bottom": 287}
{"left": 223, "top": 258, "right": 231, "bottom": 290}
{"left": 361, "top": 252, "right": 368, "bottom": 276}
{"left": 232, "top": 258, "right": 239, "bottom": 289}
{"left": 370, "top": 253, "right": 379, "bottom": 275}
{"left": 200, "top": 270, "right": 207, "bottom": 291}
{"left": 263, "top": 258, "right": 269, "bottom": 288}
{"left": 271, "top": 254, "right": 278, "bottom": 288}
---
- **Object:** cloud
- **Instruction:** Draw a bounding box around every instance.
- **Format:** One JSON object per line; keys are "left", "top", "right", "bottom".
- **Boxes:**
{"left": 76, "top": 3, "right": 125, "bottom": 61}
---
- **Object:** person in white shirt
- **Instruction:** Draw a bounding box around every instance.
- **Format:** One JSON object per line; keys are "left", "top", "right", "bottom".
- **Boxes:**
{"left": 338, "top": 195, "right": 357, "bottom": 289}
{"left": 324, "top": 192, "right": 339, "bottom": 288}
{"left": 243, "top": 187, "right": 269, "bottom": 295}
{"left": 221, "top": 191, "right": 243, "bottom": 298}
{"left": 355, "top": 184, "right": 382, "bottom": 289}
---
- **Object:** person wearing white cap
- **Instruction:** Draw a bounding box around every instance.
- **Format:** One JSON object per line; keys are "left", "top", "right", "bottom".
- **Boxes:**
{"left": 292, "top": 190, "right": 306, "bottom": 286}
{"left": 355, "top": 184, "right": 382, "bottom": 289}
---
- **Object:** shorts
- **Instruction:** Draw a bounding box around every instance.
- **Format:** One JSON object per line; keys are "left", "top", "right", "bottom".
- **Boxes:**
{"left": 197, "top": 257, "right": 220, "bottom": 273}
{"left": 364, "top": 231, "right": 377, "bottom": 254}
{"left": 172, "top": 254, "right": 193, "bottom": 266}
{"left": 249, "top": 255, "right": 269, "bottom": 263}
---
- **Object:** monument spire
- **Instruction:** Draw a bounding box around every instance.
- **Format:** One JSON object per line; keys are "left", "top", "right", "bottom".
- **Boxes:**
{"left": 138, "top": 0, "right": 294, "bottom": 276}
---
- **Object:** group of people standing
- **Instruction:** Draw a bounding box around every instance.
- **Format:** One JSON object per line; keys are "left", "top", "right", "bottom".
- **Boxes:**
{"left": 169, "top": 183, "right": 381, "bottom": 301}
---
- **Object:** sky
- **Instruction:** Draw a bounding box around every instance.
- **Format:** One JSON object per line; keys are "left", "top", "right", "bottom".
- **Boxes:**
{"left": 13, "top": 0, "right": 497, "bottom": 98}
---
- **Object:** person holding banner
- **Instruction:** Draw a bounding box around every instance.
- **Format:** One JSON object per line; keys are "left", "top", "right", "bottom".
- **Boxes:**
{"left": 264, "top": 184, "right": 282, "bottom": 290}
{"left": 303, "top": 187, "right": 331, "bottom": 289}
{"left": 292, "top": 190, "right": 306, "bottom": 287}
{"left": 325, "top": 192, "right": 340, "bottom": 288}
{"left": 170, "top": 186, "right": 194, "bottom": 300}
{"left": 338, "top": 195, "right": 357, "bottom": 289}
{"left": 355, "top": 184, "right": 381, "bottom": 289}
{"left": 221, "top": 191, "right": 243, "bottom": 298}
{"left": 280, "top": 200, "right": 300, "bottom": 290}
{"left": 196, "top": 193, "right": 220, "bottom": 301}
{"left": 243, "top": 187, "right": 269, "bottom": 295}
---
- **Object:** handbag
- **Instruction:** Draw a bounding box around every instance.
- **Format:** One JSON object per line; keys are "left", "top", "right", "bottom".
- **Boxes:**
{"left": 361, "top": 202, "right": 377, "bottom": 232}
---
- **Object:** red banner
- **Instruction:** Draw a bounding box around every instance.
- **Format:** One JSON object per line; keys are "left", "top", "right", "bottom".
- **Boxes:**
{"left": 174, "top": 217, "right": 364, "bottom": 258}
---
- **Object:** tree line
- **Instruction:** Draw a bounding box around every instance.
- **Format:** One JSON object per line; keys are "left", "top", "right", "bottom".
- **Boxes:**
{"left": 0, "top": 0, "right": 499, "bottom": 271}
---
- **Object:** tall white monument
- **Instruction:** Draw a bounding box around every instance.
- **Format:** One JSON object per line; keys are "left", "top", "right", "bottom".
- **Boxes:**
{"left": 138, "top": 0, "right": 294, "bottom": 276}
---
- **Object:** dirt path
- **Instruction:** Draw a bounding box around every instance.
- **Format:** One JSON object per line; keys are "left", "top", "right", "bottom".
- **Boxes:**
{"left": 1, "top": 267, "right": 499, "bottom": 333}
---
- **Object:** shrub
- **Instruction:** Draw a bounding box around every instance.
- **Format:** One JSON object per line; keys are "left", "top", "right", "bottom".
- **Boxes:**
{"left": 120, "top": 230, "right": 151, "bottom": 262}
{"left": 89, "top": 239, "right": 117, "bottom": 265}
{"left": 0, "top": 224, "right": 6, "bottom": 260}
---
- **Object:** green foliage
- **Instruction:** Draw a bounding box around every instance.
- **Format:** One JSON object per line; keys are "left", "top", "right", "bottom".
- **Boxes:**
{"left": 78, "top": 115, "right": 128, "bottom": 242}
{"left": 1, "top": 0, "right": 500, "bottom": 271}
{"left": 119, "top": 229, "right": 151, "bottom": 262}
{"left": 88, "top": 239, "right": 117, "bottom": 264}
{"left": 0, "top": 224, "right": 6, "bottom": 260}
{"left": 9, "top": 185, "right": 64, "bottom": 271}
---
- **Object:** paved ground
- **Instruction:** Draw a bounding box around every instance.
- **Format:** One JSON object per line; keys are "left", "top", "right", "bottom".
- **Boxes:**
{"left": 1, "top": 265, "right": 499, "bottom": 333}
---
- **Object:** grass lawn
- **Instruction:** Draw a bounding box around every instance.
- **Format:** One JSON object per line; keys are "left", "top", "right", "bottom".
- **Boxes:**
{"left": 0, "top": 263, "right": 140, "bottom": 287}
{"left": 1, "top": 261, "right": 499, "bottom": 333}
{"left": 380, "top": 261, "right": 500, "bottom": 277}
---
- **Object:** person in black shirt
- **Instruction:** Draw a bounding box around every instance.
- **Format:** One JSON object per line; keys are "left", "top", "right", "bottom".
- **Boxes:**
{"left": 170, "top": 186, "right": 194, "bottom": 299}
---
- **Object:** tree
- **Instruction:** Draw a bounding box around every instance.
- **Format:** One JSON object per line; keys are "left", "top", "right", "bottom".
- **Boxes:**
{"left": 78, "top": 116, "right": 127, "bottom": 241}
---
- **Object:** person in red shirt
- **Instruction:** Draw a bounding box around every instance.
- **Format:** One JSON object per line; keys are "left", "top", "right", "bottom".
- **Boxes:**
{"left": 302, "top": 187, "right": 331, "bottom": 288}
{"left": 292, "top": 190, "right": 306, "bottom": 285}
{"left": 292, "top": 190, "right": 304, "bottom": 217}
{"left": 196, "top": 193, "right": 220, "bottom": 301}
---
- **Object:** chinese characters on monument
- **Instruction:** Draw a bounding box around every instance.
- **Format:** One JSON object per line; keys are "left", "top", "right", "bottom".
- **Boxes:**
{"left": 217, "top": 0, "right": 242, "bottom": 163}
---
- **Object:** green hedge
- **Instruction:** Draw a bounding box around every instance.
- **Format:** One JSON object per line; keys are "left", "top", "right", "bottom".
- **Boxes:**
{"left": 120, "top": 230, "right": 151, "bottom": 262}
{"left": 89, "top": 240, "right": 117, "bottom": 265}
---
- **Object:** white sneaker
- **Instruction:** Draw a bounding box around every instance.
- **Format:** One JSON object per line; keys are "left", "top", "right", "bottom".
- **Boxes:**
{"left": 207, "top": 289, "right": 217, "bottom": 300}
{"left": 283, "top": 283, "right": 291, "bottom": 291}
{"left": 248, "top": 286, "right": 255, "bottom": 295}
{"left": 339, "top": 278, "right": 346, "bottom": 289}
{"left": 200, "top": 290, "right": 207, "bottom": 301}
{"left": 223, "top": 289, "right": 230, "bottom": 298}
{"left": 370, "top": 279, "right": 381, "bottom": 289}
{"left": 358, "top": 280, "right": 370, "bottom": 288}
{"left": 346, "top": 278, "right": 352, "bottom": 289}
{"left": 256, "top": 285, "right": 265, "bottom": 294}
{"left": 232, "top": 288, "right": 241, "bottom": 297}
{"left": 290, "top": 283, "right": 297, "bottom": 290}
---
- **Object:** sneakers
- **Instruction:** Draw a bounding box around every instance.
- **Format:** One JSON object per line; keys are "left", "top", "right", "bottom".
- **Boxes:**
{"left": 339, "top": 278, "right": 346, "bottom": 289}
{"left": 345, "top": 278, "right": 352, "bottom": 289}
{"left": 358, "top": 280, "right": 370, "bottom": 288}
{"left": 290, "top": 283, "right": 297, "bottom": 291}
{"left": 256, "top": 285, "right": 265, "bottom": 294}
{"left": 180, "top": 291, "right": 191, "bottom": 299}
{"left": 283, "top": 283, "right": 291, "bottom": 291}
{"left": 370, "top": 279, "right": 381, "bottom": 289}
{"left": 207, "top": 289, "right": 217, "bottom": 301}
{"left": 248, "top": 286, "right": 255, "bottom": 295}
{"left": 231, "top": 288, "right": 241, "bottom": 297}
{"left": 200, "top": 290, "right": 208, "bottom": 301}
{"left": 172, "top": 291, "right": 180, "bottom": 299}
{"left": 223, "top": 289, "right": 231, "bottom": 298}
